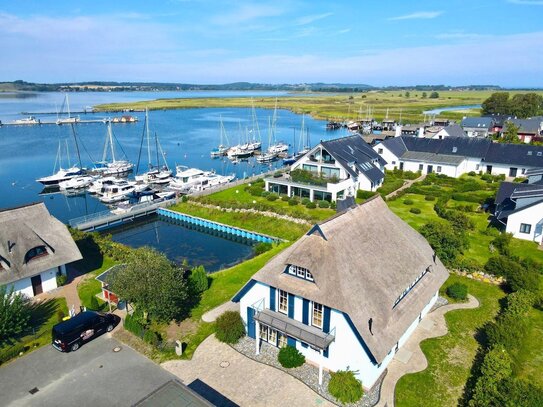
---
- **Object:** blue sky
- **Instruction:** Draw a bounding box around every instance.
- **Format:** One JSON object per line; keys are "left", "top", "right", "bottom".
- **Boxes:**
{"left": 1, "top": 0, "right": 542, "bottom": 86}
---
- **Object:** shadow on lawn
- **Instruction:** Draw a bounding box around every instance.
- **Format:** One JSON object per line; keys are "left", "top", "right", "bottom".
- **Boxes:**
{"left": 71, "top": 235, "right": 104, "bottom": 275}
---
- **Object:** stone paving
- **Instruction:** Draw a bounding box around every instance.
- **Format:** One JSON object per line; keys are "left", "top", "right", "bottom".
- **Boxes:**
{"left": 201, "top": 301, "right": 239, "bottom": 323}
{"left": 162, "top": 335, "right": 334, "bottom": 407}
{"left": 376, "top": 294, "right": 480, "bottom": 407}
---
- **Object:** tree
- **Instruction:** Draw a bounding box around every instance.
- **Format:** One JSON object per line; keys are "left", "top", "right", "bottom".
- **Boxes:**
{"left": 189, "top": 265, "right": 208, "bottom": 293}
{"left": 405, "top": 91, "right": 410, "bottom": 98}
{"left": 0, "top": 285, "right": 31, "bottom": 342}
{"left": 510, "top": 93, "right": 543, "bottom": 118}
{"left": 420, "top": 221, "right": 469, "bottom": 266}
{"left": 500, "top": 121, "right": 522, "bottom": 144}
{"left": 429, "top": 91, "right": 439, "bottom": 99}
{"left": 421, "top": 92, "right": 427, "bottom": 98}
{"left": 482, "top": 92, "right": 511, "bottom": 115}
{"left": 108, "top": 247, "right": 189, "bottom": 322}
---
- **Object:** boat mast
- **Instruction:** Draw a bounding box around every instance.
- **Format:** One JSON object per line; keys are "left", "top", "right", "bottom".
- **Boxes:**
{"left": 71, "top": 123, "right": 83, "bottom": 170}
{"left": 157, "top": 137, "right": 169, "bottom": 170}
{"left": 146, "top": 108, "right": 151, "bottom": 169}
{"left": 65, "top": 139, "right": 71, "bottom": 168}
{"left": 66, "top": 94, "right": 71, "bottom": 119}
{"left": 251, "top": 99, "right": 261, "bottom": 143}
{"left": 108, "top": 122, "right": 116, "bottom": 163}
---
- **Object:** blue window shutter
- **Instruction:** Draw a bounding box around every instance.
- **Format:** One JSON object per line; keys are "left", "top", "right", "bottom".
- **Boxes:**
{"left": 324, "top": 346, "right": 329, "bottom": 358}
{"left": 323, "top": 306, "right": 331, "bottom": 333}
{"left": 287, "top": 336, "right": 296, "bottom": 347}
{"left": 269, "top": 287, "right": 276, "bottom": 311}
{"left": 288, "top": 293, "right": 295, "bottom": 318}
{"left": 247, "top": 307, "right": 255, "bottom": 339}
{"left": 302, "top": 299, "right": 309, "bottom": 325}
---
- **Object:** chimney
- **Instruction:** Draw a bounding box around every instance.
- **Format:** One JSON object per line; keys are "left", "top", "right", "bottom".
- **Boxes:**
{"left": 395, "top": 126, "right": 402, "bottom": 137}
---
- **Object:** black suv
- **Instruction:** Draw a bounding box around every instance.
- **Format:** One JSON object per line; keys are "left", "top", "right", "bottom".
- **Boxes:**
{"left": 52, "top": 311, "right": 116, "bottom": 352}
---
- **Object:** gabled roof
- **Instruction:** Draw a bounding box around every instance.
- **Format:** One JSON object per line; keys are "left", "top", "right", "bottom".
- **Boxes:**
{"left": 485, "top": 143, "right": 543, "bottom": 167}
{"left": 379, "top": 136, "right": 407, "bottom": 157}
{"left": 442, "top": 124, "right": 466, "bottom": 138}
{"left": 495, "top": 181, "right": 543, "bottom": 219}
{"left": 506, "top": 117, "right": 543, "bottom": 134}
{"left": 320, "top": 135, "right": 385, "bottom": 182}
{"left": 239, "top": 196, "right": 448, "bottom": 363}
{"left": 0, "top": 203, "right": 82, "bottom": 286}
{"left": 461, "top": 117, "right": 494, "bottom": 129}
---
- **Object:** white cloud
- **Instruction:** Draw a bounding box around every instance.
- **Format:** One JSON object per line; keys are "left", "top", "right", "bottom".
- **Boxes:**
{"left": 507, "top": 0, "right": 543, "bottom": 4}
{"left": 337, "top": 28, "right": 351, "bottom": 34}
{"left": 295, "top": 12, "right": 333, "bottom": 26}
{"left": 209, "top": 4, "right": 285, "bottom": 26}
{"left": 388, "top": 11, "right": 443, "bottom": 21}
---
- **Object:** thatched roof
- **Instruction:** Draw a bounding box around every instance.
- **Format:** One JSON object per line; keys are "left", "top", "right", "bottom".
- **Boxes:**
{"left": 0, "top": 203, "right": 82, "bottom": 285}
{"left": 247, "top": 195, "right": 448, "bottom": 363}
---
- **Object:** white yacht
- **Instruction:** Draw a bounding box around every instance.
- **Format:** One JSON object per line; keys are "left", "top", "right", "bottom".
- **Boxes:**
{"left": 37, "top": 166, "right": 82, "bottom": 186}
{"left": 188, "top": 174, "right": 235, "bottom": 193}
{"left": 13, "top": 116, "right": 40, "bottom": 125}
{"left": 169, "top": 166, "right": 214, "bottom": 192}
{"left": 58, "top": 175, "right": 95, "bottom": 191}
{"left": 99, "top": 182, "right": 137, "bottom": 204}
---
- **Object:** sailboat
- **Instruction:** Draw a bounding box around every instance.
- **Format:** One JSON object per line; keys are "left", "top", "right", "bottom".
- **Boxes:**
{"left": 227, "top": 122, "right": 253, "bottom": 159}
{"left": 283, "top": 114, "right": 311, "bottom": 165}
{"left": 257, "top": 117, "right": 278, "bottom": 163}
{"left": 247, "top": 99, "right": 262, "bottom": 151}
{"left": 56, "top": 94, "right": 80, "bottom": 125}
{"left": 135, "top": 109, "right": 172, "bottom": 184}
{"left": 93, "top": 122, "right": 134, "bottom": 176}
{"left": 37, "top": 125, "right": 84, "bottom": 186}
{"left": 211, "top": 115, "right": 230, "bottom": 157}
{"left": 267, "top": 99, "right": 289, "bottom": 155}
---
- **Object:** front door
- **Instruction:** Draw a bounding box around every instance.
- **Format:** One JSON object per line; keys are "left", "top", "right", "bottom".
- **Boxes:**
{"left": 247, "top": 307, "right": 255, "bottom": 339}
{"left": 31, "top": 275, "right": 43, "bottom": 296}
{"left": 509, "top": 167, "right": 518, "bottom": 177}
{"left": 486, "top": 165, "right": 493, "bottom": 174}
{"left": 399, "top": 162, "right": 404, "bottom": 170}
{"left": 427, "top": 165, "right": 433, "bottom": 174}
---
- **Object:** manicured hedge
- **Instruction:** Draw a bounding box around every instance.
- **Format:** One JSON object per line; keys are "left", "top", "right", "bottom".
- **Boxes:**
{"left": 277, "top": 345, "right": 305, "bottom": 368}
{"left": 215, "top": 311, "right": 245, "bottom": 344}
{"left": 446, "top": 282, "right": 468, "bottom": 301}
{"left": 410, "top": 207, "right": 421, "bottom": 214}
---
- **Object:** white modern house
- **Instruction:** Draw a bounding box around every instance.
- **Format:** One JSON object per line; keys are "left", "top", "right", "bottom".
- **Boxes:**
{"left": 0, "top": 203, "right": 82, "bottom": 298}
{"left": 265, "top": 135, "right": 385, "bottom": 202}
{"left": 374, "top": 136, "right": 543, "bottom": 178}
{"left": 233, "top": 196, "right": 449, "bottom": 389}
{"left": 495, "top": 172, "right": 543, "bottom": 245}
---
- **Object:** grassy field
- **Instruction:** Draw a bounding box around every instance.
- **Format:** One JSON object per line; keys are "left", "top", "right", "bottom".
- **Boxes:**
{"left": 0, "top": 298, "right": 68, "bottom": 365}
{"left": 169, "top": 201, "right": 310, "bottom": 241}
{"left": 77, "top": 256, "right": 116, "bottom": 310}
{"left": 510, "top": 306, "right": 543, "bottom": 388}
{"left": 395, "top": 275, "right": 505, "bottom": 407}
{"left": 94, "top": 90, "right": 543, "bottom": 123}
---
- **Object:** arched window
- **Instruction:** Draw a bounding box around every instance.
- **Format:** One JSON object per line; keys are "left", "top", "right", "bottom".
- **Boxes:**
{"left": 25, "top": 246, "right": 48, "bottom": 263}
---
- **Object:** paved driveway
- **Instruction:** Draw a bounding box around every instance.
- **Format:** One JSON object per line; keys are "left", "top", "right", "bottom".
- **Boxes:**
{"left": 163, "top": 335, "right": 333, "bottom": 407}
{"left": 0, "top": 335, "right": 177, "bottom": 407}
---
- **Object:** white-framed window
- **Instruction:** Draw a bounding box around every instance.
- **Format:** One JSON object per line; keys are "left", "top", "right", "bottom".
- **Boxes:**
{"left": 278, "top": 290, "right": 288, "bottom": 314}
{"left": 278, "top": 332, "right": 287, "bottom": 348}
{"left": 520, "top": 223, "right": 531, "bottom": 234}
{"left": 475, "top": 164, "right": 480, "bottom": 170}
{"left": 418, "top": 164, "right": 423, "bottom": 171}
{"left": 287, "top": 265, "right": 314, "bottom": 282}
{"left": 305, "top": 270, "right": 314, "bottom": 281}
{"left": 436, "top": 166, "right": 442, "bottom": 173}
{"left": 260, "top": 324, "right": 268, "bottom": 340}
{"left": 312, "top": 302, "right": 323, "bottom": 329}
{"left": 268, "top": 328, "right": 277, "bottom": 345}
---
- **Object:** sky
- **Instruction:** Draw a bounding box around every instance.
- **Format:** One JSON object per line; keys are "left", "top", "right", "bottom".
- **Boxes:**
{"left": 1, "top": 0, "right": 542, "bottom": 86}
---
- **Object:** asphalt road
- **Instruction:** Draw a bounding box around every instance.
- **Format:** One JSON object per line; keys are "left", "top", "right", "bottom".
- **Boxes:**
{"left": 0, "top": 335, "right": 177, "bottom": 407}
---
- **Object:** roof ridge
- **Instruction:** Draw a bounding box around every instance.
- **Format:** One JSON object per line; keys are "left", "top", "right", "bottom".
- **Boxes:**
{"left": 0, "top": 201, "right": 43, "bottom": 214}
{"left": 317, "top": 194, "right": 382, "bottom": 227}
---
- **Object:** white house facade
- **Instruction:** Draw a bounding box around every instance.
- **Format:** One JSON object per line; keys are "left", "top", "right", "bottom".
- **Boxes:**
{"left": 374, "top": 136, "right": 543, "bottom": 178}
{"left": 265, "top": 135, "right": 385, "bottom": 202}
{"left": 461, "top": 117, "right": 494, "bottom": 138}
{"left": 233, "top": 196, "right": 449, "bottom": 389}
{"left": 495, "top": 178, "right": 543, "bottom": 245}
{"left": 0, "top": 203, "right": 82, "bottom": 298}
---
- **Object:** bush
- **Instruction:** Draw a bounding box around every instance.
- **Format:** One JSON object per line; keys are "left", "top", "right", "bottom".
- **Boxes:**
{"left": 424, "top": 195, "right": 436, "bottom": 201}
{"left": 330, "top": 201, "right": 337, "bottom": 210}
{"left": 0, "top": 343, "right": 27, "bottom": 365}
{"left": 301, "top": 197, "right": 311, "bottom": 205}
{"left": 421, "top": 221, "right": 469, "bottom": 265}
{"left": 410, "top": 207, "right": 421, "bottom": 214}
{"left": 56, "top": 274, "right": 67, "bottom": 287}
{"left": 328, "top": 369, "right": 364, "bottom": 404}
{"left": 281, "top": 194, "right": 290, "bottom": 202}
{"left": 215, "top": 311, "right": 245, "bottom": 344}
{"left": 469, "top": 346, "right": 512, "bottom": 406}
{"left": 486, "top": 313, "right": 526, "bottom": 350}
{"left": 468, "top": 171, "right": 477, "bottom": 176}
{"left": 89, "top": 295, "right": 100, "bottom": 311}
{"left": 491, "top": 233, "right": 512, "bottom": 256}
{"left": 254, "top": 242, "right": 273, "bottom": 255}
{"left": 403, "top": 199, "right": 414, "bottom": 205}
{"left": 288, "top": 198, "right": 299, "bottom": 206}
{"left": 318, "top": 200, "right": 330, "bottom": 208}
{"left": 181, "top": 195, "right": 189, "bottom": 203}
{"left": 277, "top": 345, "right": 305, "bottom": 368}
{"left": 306, "top": 202, "right": 317, "bottom": 209}
{"left": 446, "top": 283, "right": 468, "bottom": 301}
{"left": 124, "top": 314, "right": 145, "bottom": 338}
{"left": 506, "top": 290, "right": 536, "bottom": 316}
{"left": 356, "top": 190, "right": 377, "bottom": 200}
{"left": 189, "top": 265, "right": 208, "bottom": 293}
{"left": 260, "top": 191, "right": 270, "bottom": 198}
{"left": 143, "top": 329, "right": 160, "bottom": 346}
{"left": 507, "top": 268, "right": 540, "bottom": 293}
{"left": 266, "top": 193, "right": 279, "bottom": 201}
{"left": 0, "top": 286, "right": 31, "bottom": 341}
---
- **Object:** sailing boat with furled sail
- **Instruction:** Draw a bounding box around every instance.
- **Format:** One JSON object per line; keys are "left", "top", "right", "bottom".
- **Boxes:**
{"left": 93, "top": 122, "right": 134, "bottom": 176}
{"left": 210, "top": 115, "right": 230, "bottom": 157}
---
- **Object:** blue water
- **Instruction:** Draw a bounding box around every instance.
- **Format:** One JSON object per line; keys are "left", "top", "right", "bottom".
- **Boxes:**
{"left": 0, "top": 92, "right": 351, "bottom": 223}
{"left": 423, "top": 104, "right": 481, "bottom": 115}
{"left": 111, "top": 218, "right": 255, "bottom": 272}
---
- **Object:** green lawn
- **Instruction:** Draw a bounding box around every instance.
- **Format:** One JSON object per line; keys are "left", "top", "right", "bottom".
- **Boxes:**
{"left": 395, "top": 275, "right": 505, "bottom": 407}
{"left": 197, "top": 183, "right": 334, "bottom": 223}
{"left": 0, "top": 298, "right": 68, "bottom": 365}
{"left": 77, "top": 256, "right": 116, "bottom": 310}
{"left": 510, "top": 307, "right": 543, "bottom": 388}
{"left": 169, "top": 201, "right": 310, "bottom": 241}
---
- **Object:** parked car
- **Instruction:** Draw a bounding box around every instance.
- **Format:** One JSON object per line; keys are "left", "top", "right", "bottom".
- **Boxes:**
{"left": 52, "top": 311, "right": 116, "bottom": 352}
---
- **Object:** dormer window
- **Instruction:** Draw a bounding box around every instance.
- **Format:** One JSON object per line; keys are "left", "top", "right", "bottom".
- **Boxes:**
{"left": 287, "top": 264, "right": 314, "bottom": 282}
{"left": 25, "top": 246, "right": 48, "bottom": 263}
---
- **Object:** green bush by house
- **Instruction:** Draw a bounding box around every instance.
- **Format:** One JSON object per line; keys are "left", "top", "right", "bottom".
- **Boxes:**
{"left": 403, "top": 199, "right": 414, "bottom": 205}
{"left": 215, "top": 311, "right": 245, "bottom": 344}
{"left": 328, "top": 369, "right": 364, "bottom": 404}
{"left": 277, "top": 345, "right": 305, "bottom": 368}
{"left": 410, "top": 207, "right": 421, "bottom": 214}
{"left": 446, "top": 282, "right": 468, "bottom": 301}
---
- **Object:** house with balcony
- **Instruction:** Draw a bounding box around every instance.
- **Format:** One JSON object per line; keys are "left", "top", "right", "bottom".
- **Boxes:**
{"left": 494, "top": 172, "right": 543, "bottom": 245}
{"left": 265, "top": 135, "right": 385, "bottom": 202}
{"left": 232, "top": 196, "right": 449, "bottom": 389}
{"left": 0, "top": 202, "right": 82, "bottom": 298}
